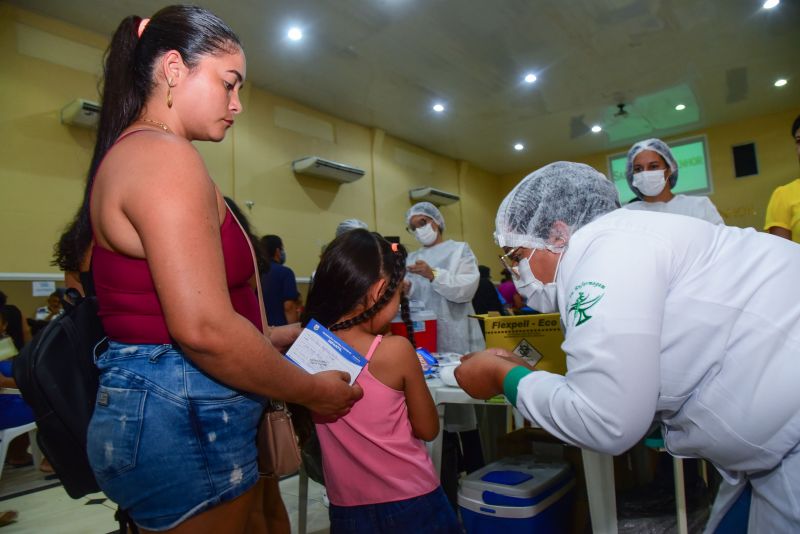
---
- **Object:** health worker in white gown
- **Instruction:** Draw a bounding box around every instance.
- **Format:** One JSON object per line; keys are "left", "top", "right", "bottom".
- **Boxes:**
{"left": 622, "top": 137, "right": 724, "bottom": 224}
{"left": 455, "top": 161, "right": 800, "bottom": 533}
{"left": 405, "top": 202, "right": 485, "bottom": 433}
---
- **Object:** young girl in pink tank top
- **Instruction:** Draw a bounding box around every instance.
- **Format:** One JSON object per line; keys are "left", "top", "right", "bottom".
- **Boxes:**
{"left": 301, "top": 229, "right": 461, "bottom": 533}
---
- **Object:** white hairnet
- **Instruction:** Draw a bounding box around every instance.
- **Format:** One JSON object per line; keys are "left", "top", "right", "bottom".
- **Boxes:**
{"left": 335, "top": 218, "right": 368, "bottom": 237}
{"left": 495, "top": 161, "right": 620, "bottom": 251}
{"left": 406, "top": 202, "right": 445, "bottom": 231}
{"left": 625, "top": 138, "right": 679, "bottom": 198}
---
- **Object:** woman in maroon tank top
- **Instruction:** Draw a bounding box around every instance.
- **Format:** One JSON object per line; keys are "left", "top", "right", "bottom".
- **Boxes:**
{"left": 52, "top": 6, "right": 362, "bottom": 533}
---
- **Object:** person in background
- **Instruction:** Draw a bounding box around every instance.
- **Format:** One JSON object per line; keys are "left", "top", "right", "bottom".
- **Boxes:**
{"left": 457, "top": 161, "right": 800, "bottom": 532}
{"left": 51, "top": 6, "right": 361, "bottom": 531}
{"left": 405, "top": 201, "right": 485, "bottom": 504}
{"left": 497, "top": 269, "right": 526, "bottom": 314}
{"left": 471, "top": 265, "right": 505, "bottom": 316}
{"left": 0, "top": 305, "right": 53, "bottom": 472}
{"left": 623, "top": 138, "right": 724, "bottom": 224}
{"left": 303, "top": 229, "right": 460, "bottom": 533}
{"left": 764, "top": 114, "right": 800, "bottom": 242}
{"left": 34, "top": 291, "right": 64, "bottom": 322}
{"left": 260, "top": 234, "right": 302, "bottom": 326}
{"left": 334, "top": 218, "right": 369, "bottom": 238}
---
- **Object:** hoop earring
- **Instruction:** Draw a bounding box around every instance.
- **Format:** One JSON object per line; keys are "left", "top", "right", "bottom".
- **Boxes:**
{"left": 167, "top": 79, "right": 174, "bottom": 108}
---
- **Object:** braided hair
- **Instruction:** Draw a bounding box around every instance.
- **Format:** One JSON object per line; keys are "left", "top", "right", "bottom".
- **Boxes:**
{"left": 301, "top": 230, "right": 415, "bottom": 347}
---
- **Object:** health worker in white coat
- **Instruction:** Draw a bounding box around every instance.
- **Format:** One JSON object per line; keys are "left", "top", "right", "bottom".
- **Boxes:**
{"left": 455, "top": 161, "right": 800, "bottom": 532}
{"left": 405, "top": 202, "right": 485, "bottom": 438}
{"left": 405, "top": 202, "right": 485, "bottom": 357}
{"left": 623, "top": 138, "right": 724, "bottom": 224}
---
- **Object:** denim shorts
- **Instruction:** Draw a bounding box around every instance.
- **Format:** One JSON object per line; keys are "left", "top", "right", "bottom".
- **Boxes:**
{"left": 329, "top": 486, "right": 461, "bottom": 534}
{"left": 87, "top": 342, "right": 264, "bottom": 531}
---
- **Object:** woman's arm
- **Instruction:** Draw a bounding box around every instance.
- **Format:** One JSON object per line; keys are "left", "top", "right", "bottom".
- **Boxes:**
{"left": 95, "top": 135, "right": 360, "bottom": 415}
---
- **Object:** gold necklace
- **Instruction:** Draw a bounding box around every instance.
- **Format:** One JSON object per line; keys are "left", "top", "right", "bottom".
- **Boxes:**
{"left": 139, "top": 118, "right": 172, "bottom": 133}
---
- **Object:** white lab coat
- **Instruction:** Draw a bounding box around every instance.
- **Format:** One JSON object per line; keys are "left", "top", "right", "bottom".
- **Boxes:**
{"left": 623, "top": 193, "right": 724, "bottom": 224}
{"left": 406, "top": 239, "right": 485, "bottom": 355}
{"left": 514, "top": 209, "right": 800, "bottom": 531}
{"left": 407, "top": 239, "right": 485, "bottom": 432}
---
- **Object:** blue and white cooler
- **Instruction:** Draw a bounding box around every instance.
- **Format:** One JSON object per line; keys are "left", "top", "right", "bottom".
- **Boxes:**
{"left": 458, "top": 456, "right": 575, "bottom": 533}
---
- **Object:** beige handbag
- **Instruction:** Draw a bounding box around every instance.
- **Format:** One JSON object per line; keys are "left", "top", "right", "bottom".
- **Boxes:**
{"left": 226, "top": 200, "right": 302, "bottom": 478}
{"left": 256, "top": 399, "right": 302, "bottom": 477}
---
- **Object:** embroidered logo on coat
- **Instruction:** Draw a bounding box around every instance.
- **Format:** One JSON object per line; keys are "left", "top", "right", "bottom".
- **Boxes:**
{"left": 567, "top": 281, "right": 606, "bottom": 326}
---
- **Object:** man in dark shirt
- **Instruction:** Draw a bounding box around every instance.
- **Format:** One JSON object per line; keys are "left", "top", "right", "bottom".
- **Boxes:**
{"left": 260, "top": 235, "right": 301, "bottom": 326}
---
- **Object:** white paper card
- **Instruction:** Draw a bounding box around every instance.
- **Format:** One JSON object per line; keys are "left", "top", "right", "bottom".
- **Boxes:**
{"left": 285, "top": 319, "right": 367, "bottom": 385}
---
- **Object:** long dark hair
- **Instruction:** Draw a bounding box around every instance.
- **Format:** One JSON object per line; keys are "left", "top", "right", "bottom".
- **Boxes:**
{"left": 53, "top": 5, "right": 241, "bottom": 271}
{"left": 0, "top": 305, "right": 24, "bottom": 351}
{"left": 301, "top": 229, "right": 415, "bottom": 346}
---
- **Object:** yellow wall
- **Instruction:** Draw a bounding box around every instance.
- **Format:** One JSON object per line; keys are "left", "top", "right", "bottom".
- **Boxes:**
{"left": 0, "top": 4, "right": 502, "bottom": 279}
{"left": 501, "top": 107, "right": 800, "bottom": 230}
{"left": 3, "top": 2, "right": 796, "bottom": 282}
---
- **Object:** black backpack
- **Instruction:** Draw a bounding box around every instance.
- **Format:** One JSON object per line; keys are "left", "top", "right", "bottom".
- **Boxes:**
{"left": 13, "top": 287, "right": 104, "bottom": 499}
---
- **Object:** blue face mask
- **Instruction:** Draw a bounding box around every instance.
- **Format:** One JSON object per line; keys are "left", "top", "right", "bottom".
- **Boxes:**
{"left": 279, "top": 249, "right": 287, "bottom": 265}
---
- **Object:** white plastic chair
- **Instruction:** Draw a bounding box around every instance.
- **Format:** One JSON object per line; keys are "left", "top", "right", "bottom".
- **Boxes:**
{"left": 0, "top": 388, "right": 42, "bottom": 481}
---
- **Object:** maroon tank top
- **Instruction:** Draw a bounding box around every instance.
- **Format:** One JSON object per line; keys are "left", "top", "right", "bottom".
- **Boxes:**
{"left": 90, "top": 131, "right": 262, "bottom": 343}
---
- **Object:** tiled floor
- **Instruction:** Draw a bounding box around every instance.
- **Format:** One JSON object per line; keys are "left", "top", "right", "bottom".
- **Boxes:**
{"left": 0, "top": 465, "right": 330, "bottom": 533}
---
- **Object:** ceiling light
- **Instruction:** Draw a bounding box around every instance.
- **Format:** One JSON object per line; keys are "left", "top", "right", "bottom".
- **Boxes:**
{"left": 524, "top": 73, "right": 537, "bottom": 84}
{"left": 675, "top": 104, "right": 686, "bottom": 111}
{"left": 287, "top": 27, "right": 303, "bottom": 41}
{"left": 432, "top": 103, "right": 445, "bottom": 113}
{"left": 514, "top": 143, "right": 524, "bottom": 151}
{"left": 774, "top": 78, "right": 788, "bottom": 87}
{"left": 762, "top": 0, "right": 779, "bottom": 9}
{"left": 590, "top": 125, "right": 602, "bottom": 133}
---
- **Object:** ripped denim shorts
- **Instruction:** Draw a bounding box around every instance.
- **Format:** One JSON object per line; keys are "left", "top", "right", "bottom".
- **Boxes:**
{"left": 87, "top": 341, "right": 264, "bottom": 531}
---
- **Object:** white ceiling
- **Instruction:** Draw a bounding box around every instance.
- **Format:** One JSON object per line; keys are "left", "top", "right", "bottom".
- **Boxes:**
{"left": 9, "top": 0, "right": 800, "bottom": 174}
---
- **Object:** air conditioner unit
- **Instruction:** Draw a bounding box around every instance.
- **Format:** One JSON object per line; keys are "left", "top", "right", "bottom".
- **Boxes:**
{"left": 409, "top": 187, "right": 460, "bottom": 206}
{"left": 292, "top": 156, "right": 365, "bottom": 183}
{"left": 60, "top": 98, "right": 101, "bottom": 129}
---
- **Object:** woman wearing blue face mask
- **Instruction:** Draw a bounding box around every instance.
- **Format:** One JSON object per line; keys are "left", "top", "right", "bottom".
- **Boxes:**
{"left": 456, "top": 161, "right": 800, "bottom": 532}
{"left": 623, "top": 138, "right": 724, "bottom": 224}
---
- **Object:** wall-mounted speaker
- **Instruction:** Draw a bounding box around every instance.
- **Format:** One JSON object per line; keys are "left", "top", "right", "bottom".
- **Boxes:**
{"left": 732, "top": 142, "right": 758, "bottom": 178}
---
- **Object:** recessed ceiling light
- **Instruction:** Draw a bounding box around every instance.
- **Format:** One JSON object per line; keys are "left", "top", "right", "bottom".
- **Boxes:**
{"left": 432, "top": 103, "right": 445, "bottom": 113}
{"left": 287, "top": 27, "right": 303, "bottom": 41}
{"left": 675, "top": 104, "right": 686, "bottom": 111}
{"left": 590, "top": 125, "right": 602, "bottom": 133}
{"left": 524, "top": 73, "right": 537, "bottom": 84}
{"left": 763, "top": 0, "right": 779, "bottom": 9}
{"left": 774, "top": 78, "right": 788, "bottom": 87}
{"left": 514, "top": 143, "right": 525, "bottom": 151}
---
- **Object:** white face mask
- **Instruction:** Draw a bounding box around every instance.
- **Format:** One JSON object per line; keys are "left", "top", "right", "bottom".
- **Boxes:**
{"left": 414, "top": 223, "right": 438, "bottom": 246}
{"left": 513, "top": 249, "right": 563, "bottom": 313}
{"left": 632, "top": 169, "right": 668, "bottom": 197}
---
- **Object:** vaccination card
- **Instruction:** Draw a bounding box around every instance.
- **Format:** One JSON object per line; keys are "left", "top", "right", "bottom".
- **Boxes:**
{"left": 284, "top": 319, "right": 368, "bottom": 385}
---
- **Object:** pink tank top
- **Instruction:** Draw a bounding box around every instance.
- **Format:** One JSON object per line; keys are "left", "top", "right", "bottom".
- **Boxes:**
{"left": 91, "top": 131, "right": 262, "bottom": 343}
{"left": 314, "top": 335, "right": 439, "bottom": 506}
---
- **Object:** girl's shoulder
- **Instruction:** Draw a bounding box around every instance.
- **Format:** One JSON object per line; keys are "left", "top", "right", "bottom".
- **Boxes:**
{"left": 367, "top": 334, "right": 419, "bottom": 389}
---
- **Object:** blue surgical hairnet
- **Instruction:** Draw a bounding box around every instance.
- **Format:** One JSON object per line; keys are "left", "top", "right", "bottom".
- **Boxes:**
{"left": 625, "top": 138, "right": 679, "bottom": 199}
{"left": 335, "top": 218, "right": 369, "bottom": 237}
{"left": 406, "top": 202, "right": 445, "bottom": 231}
{"left": 495, "top": 162, "right": 620, "bottom": 251}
